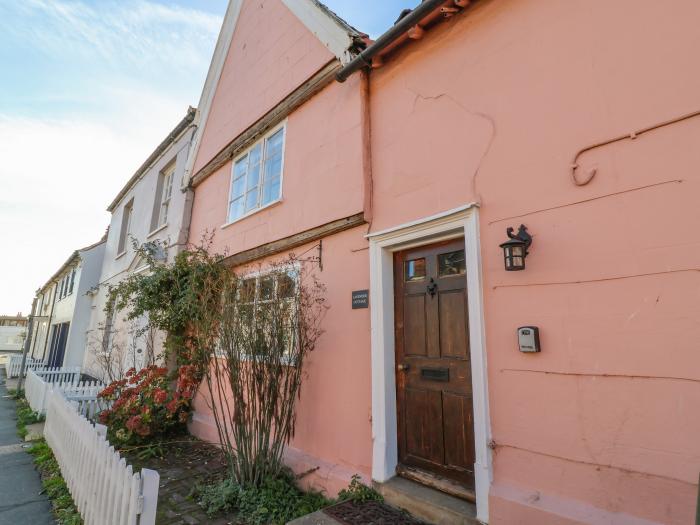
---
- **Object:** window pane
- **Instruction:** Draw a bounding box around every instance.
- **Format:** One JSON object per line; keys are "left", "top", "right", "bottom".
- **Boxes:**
{"left": 438, "top": 250, "right": 466, "bottom": 277}
{"left": 261, "top": 176, "right": 280, "bottom": 206}
{"left": 245, "top": 189, "right": 258, "bottom": 211}
{"left": 278, "top": 272, "right": 296, "bottom": 299}
{"left": 247, "top": 161, "right": 260, "bottom": 189}
{"left": 229, "top": 197, "right": 244, "bottom": 221}
{"left": 404, "top": 258, "right": 426, "bottom": 282}
{"left": 260, "top": 276, "right": 275, "bottom": 301}
{"left": 160, "top": 202, "right": 169, "bottom": 226}
{"left": 239, "top": 278, "right": 256, "bottom": 303}
{"left": 231, "top": 175, "right": 246, "bottom": 199}
{"left": 234, "top": 155, "right": 248, "bottom": 179}
{"left": 163, "top": 172, "right": 173, "bottom": 201}
{"left": 266, "top": 129, "right": 284, "bottom": 157}
{"left": 249, "top": 143, "right": 262, "bottom": 165}
{"left": 264, "top": 153, "right": 282, "bottom": 182}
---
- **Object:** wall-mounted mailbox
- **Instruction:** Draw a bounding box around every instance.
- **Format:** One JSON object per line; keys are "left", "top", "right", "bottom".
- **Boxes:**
{"left": 517, "top": 326, "right": 540, "bottom": 353}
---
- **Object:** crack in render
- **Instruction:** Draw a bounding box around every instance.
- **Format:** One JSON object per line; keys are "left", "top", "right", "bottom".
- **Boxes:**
{"left": 493, "top": 267, "right": 700, "bottom": 289}
{"left": 492, "top": 442, "right": 697, "bottom": 486}
{"left": 500, "top": 368, "right": 700, "bottom": 384}
{"left": 489, "top": 179, "right": 683, "bottom": 225}
{"left": 404, "top": 86, "right": 496, "bottom": 204}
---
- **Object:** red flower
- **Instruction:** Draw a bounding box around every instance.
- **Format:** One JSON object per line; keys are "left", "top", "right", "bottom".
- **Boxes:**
{"left": 153, "top": 389, "right": 167, "bottom": 404}
{"left": 126, "top": 415, "right": 142, "bottom": 431}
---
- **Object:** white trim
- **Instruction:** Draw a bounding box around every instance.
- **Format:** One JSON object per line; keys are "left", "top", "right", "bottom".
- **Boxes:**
{"left": 368, "top": 205, "right": 492, "bottom": 523}
{"left": 221, "top": 198, "right": 283, "bottom": 230}
{"left": 280, "top": 0, "right": 356, "bottom": 65}
{"left": 224, "top": 122, "right": 287, "bottom": 225}
{"left": 183, "top": 0, "right": 243, "bottom": 188}
{"left": 146, "top": 223, "right": 168, "bottom": 239}
{"left": 367, "top": 203, "right": 479, "bottom": 240}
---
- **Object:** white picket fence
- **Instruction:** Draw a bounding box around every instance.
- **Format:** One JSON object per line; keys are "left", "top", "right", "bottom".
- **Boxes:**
{"left": 44, "top": 386, "right": 159, "bottom": 525}
{"left": 26, "top": 368, "right": 105, "bottom": 416}
{"left": 6, "top": 354, "right": 44, "bottom": 378}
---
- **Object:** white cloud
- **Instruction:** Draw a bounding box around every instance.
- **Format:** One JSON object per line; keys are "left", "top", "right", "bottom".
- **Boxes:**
{"left": 5, "top": 0, "right": 221, "bottom": 72}
{"left": 0, "top": 0, "right": 222, "bottom": 314}
{"left": 0, "top": 92, "right": 185, "bottom": 312}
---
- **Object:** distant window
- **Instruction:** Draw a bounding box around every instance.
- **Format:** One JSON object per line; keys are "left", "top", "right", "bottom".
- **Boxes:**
{"left": 227, "top": 126, "right": 285, "bottom": 223}
{"left": 117, "top": 199, "right": 134, "bottom": 255}
{"left": 102, "top": 307, "right": 116, "bottom": 353}
{"left": 59, "top": 277, "right": 65, "bottom": 300}
{"left": 68, "top": 268, "right": 76, "bottom": 294}
{"left": 152, "top": 161, "right": 175, "bottom": 232}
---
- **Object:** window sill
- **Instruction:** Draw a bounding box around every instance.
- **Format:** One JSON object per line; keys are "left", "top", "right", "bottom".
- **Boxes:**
{"left": 147, "top": 223, "right": 168, "bottom": 239}
{"left": 115, "top": 251, "right": 126, "bottom": 260}
{"left": 220, "top": 199, "right": 283, "bottom": 230}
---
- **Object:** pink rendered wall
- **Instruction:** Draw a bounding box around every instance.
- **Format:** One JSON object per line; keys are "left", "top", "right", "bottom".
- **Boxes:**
{"left": 193, "top": 0, "right": 335, "bottom": 174}
{"left": 189, "top": 226, "right": 373, "bottom": 494}
{"left": 188, "top": 74, "right": 365, "bottom": 256}
{"left": 370, "top": 0, "right": 700, "bottom": 523}
{"left": 187, "top": 0, "right": 371, "bottom": 496}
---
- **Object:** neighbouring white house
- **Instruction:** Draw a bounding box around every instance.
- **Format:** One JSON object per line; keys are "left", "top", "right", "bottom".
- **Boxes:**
{"left": 83, "top": 108, "right": 196, "bottom": 381}
{"left": 0, "top": 314, "right": 28, "bottom": 354}
{"left": 28, "top": 238, "right": 107, "bottom": 368}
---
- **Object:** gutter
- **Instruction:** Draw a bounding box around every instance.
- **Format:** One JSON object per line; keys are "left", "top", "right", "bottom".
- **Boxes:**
{"left": 336, "top": 0, "right": 468, "bottom": 82}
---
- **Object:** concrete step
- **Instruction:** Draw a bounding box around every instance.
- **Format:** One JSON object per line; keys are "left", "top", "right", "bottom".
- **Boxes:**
{"left": 375, "top": 477, "right": 479, "bottom": 525}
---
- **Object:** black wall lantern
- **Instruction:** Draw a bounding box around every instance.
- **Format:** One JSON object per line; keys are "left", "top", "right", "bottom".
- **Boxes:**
{"left": 499, "top": 224, "right": 532, "bottom": 271}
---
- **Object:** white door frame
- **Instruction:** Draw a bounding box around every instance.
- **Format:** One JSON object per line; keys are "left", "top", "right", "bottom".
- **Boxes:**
{"left": 367, "top": 204, "right": 492, "bottom": 523}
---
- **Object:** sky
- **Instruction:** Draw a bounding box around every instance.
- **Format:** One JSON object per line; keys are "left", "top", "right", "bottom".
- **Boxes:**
{"left": 0, "top": 0, "right": 416, "bottom": 315}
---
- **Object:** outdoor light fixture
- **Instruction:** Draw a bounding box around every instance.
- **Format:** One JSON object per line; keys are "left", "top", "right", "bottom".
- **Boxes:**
{"left": 499, "top": 224, "right": 532, "bottom": 271}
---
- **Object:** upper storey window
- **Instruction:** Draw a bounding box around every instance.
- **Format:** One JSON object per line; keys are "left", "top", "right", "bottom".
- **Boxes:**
{"left": 227, "top": 125, "right": 285, "bottom": 223}
{"left": 151, "top": 161, "right": 175, "bottom": 232}
{"left": 117, "top": 198, "right": 134, "bottom": 255}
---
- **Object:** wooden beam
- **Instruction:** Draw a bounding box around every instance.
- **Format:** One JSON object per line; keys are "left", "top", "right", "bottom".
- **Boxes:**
{"left": 222, "top": 212, "right": 366, "bottom": 267}
{"left": 192, "top": 59, "right": 342, "bottom": 187}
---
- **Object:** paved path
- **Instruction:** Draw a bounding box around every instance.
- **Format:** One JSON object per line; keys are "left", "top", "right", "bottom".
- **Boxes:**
{"left": 0, "top": 368, "right": 53, "bottom": 525}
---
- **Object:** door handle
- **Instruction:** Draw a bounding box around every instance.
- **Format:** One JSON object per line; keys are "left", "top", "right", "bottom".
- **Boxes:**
{"left": 397, "top": 363, "right": 410, "bottom": 372}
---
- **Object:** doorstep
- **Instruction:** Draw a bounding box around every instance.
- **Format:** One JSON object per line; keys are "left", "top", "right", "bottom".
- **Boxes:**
{"left": 375, "top": 476, "right": 479, "bottom": 525}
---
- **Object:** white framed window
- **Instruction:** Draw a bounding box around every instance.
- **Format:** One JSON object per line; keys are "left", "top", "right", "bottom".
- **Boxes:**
{"left": 152, "top": 162, "right": 175, "bottom": 232}
{"left": 227, "top": 125, "right": 285, "bottom": 224}
{"left": 117, "top": 199, "right": 134, "bottom": 255}
{"left": 215, "top": 267, "right": 298, "bottom": 359}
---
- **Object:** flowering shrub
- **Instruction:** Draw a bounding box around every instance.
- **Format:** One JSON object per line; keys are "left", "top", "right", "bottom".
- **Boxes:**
{"left": 98, "top": 364, "right": 199, "bottom": 446}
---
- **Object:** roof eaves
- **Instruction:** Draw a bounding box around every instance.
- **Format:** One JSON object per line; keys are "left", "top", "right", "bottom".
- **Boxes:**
{"left": 40, "top": 250, "right": 80, "bottom": 291}
{"left": 106, "top": 107, "right": 196, "bottom": 212}
{"left": 281, "top": 0, "right": 368, "bottom": 65}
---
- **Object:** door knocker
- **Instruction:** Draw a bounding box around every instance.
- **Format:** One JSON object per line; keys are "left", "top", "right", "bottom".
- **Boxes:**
{"left": 427, "top": 278, "right": 438, "bottom": 297}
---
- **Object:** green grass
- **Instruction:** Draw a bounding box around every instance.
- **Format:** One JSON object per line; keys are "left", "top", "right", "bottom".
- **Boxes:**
{"left": 27, "top": 440, "right": 83, "bottom": 525}
{"left": 15, "top": 397, "right": 44, "bottom": 439}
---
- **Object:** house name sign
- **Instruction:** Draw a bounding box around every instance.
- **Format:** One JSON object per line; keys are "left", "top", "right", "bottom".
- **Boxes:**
{"left": 351, "top": 290, "right": 369, "bottom": 309}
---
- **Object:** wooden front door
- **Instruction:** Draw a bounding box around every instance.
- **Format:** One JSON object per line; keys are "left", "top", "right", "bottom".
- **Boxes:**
{"left": 394, "top": 239, "right": 475, "bottom": 489}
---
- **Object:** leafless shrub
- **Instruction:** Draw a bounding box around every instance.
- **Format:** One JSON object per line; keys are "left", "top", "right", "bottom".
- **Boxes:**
{"left": 196, "top": 256, "right": 327, "bottom": 486}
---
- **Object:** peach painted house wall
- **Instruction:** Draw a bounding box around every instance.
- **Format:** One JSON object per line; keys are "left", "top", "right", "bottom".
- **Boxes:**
{"left": 187, "top": 0, "right": 700, "bottom": 523}
{"left": 367, "top": 0, "right": 700, "bottom": 524}
{"left": 187, "top": 0, "right": 372, "bottom": 495}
